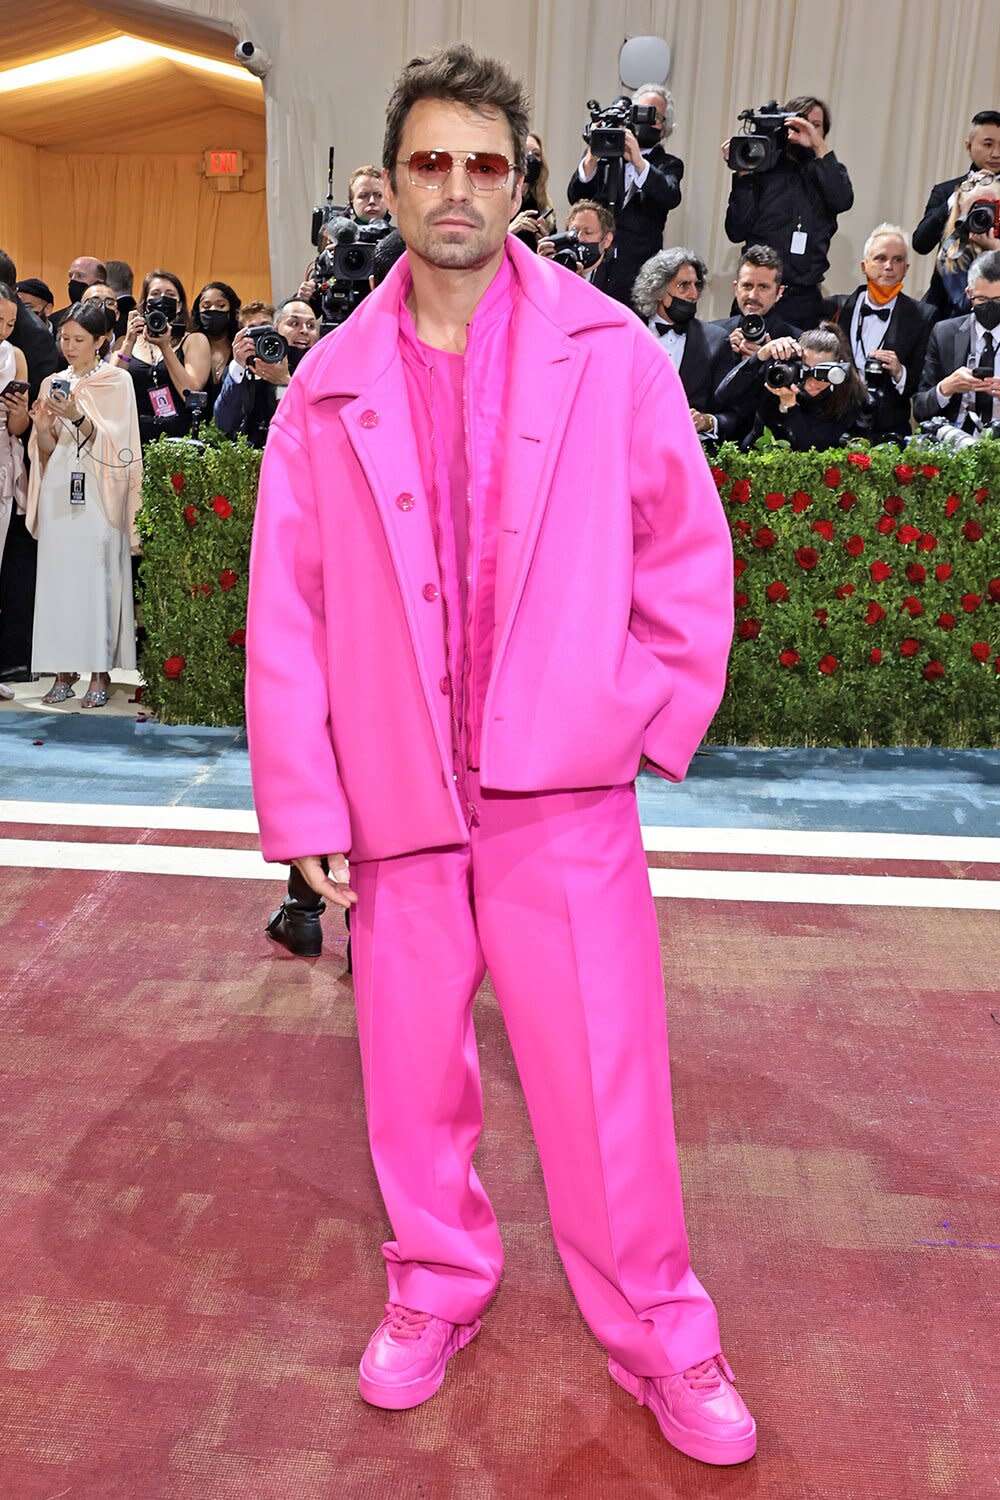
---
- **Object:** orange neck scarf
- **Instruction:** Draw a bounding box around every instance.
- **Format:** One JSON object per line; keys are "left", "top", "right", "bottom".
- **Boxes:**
{"left": 866, "top": 278, "right": 904, "bottom": 306}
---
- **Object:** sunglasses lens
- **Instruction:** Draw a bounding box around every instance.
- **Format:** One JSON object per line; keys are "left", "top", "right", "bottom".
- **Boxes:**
{"left": 406, "top": 150, "right": 511, "bottom": 190}
{"left": 464, "top": 152, "right": 511, "bottom": 187}
{"left": 409, "top": 150, "right": 452, "bottom": 186}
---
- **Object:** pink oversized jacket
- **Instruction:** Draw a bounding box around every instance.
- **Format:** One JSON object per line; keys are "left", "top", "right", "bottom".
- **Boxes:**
{"left": 246, "top": 233, "right": 734, "bottom": 864}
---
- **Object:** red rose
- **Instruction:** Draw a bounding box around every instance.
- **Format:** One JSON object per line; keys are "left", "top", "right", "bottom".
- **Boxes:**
{"left": 896, "top": 523, "right": 921, "bottom": 545}
{"left": 734, "top": 590, "right": 750, "bottom": 609}
{"left": 837, "top": 491, "right": 859, "bottom": 511}
{"left": 917, "top": 532, "right": 938, "bottom": 552}
{"left": 963, "top": 519, "right": 984, "bottom": 542}
{"left": 813, "top": 608, "right": 828, "bottom": 626}
{"left": 935, "top": 563, "right": 952, "bottom": 582}
{"left": 869, "top": 648, "right": 883, "bottom": 665}
{"left": 836, "top": 583, "right": 856, "bottom": 598}
{"left": 212, "top": 495, "right": 233, "bottom": 519}
{"left": 876, "top": 516, "right": 896, "bottom": 535}
{"left": 228, "top": 629, "right": 247, "bottom": 648}
{"left": 884, "top": 495, "right": 905, "bottom": 516}
{"left": 733, "top": 519, "right": 752, "bottom": 536}
{"left": 944, "top": 494, "right": 960, "bottom": 517}
{"left": 170, "top": 473, "right": 186, "bottom": 493}
{"left": 730, "top": 478, "right": 752, "bottom": 503}
{"left": 988, "top": 578, "right": 1000, "bottom": 603}
{"left": 961, "top": 593, "right": 982, "bottom": 613}
{"left": 822, "top": 467, "right": 841, "bottom": 488}
{"left": 845, "top": 534, "right": 865, "bottom": 557}
{"left": 710, "top": 466, "right": 729, "bottom": 487}
{"left": 811, "top": 519, "right": 835, "bottom": 542}
{"left": 899, "top": 637, "right": 921, "bottom": 657}
{"left": 894, "top": 463, "right": 916, "bottom": 484}
{"left": 764, "top": 491, "right": 786, "bottom": 510}
{"left": 163, "top": 655, "right": 186, "bottom": 678}
{"left": 864, "top": 601, "right": 886, "bottom": 626}
{"left": 971, "top": 641, "right": 991, "bottom": 662}
{"left": 818, "top": 654, "right": 839, "bottom": 674}
{"left": 900, "top": 595, "right": 924, "bottom": 617}
{"left": 766, "top": 581, "right": 789, "bottom": 603}
{"left": 790, "top": 490, "right": 812, "bottom": 513}
{"left": 922, "top": 659, "right": 945, "bottom": 681}
{"left": 737, "top": 618, "right": 761, "bottom": 639}
{"left": 795, "top": 545, "right": 819, "bottom": 570}
{"left": 974, "top": 486, "right": 989, "bottom": 503}
{"left": 778, "top": 649, "right": 800, "bottom": 668}
{"left": 753, "top": 526, "right": 777, "bottom": 550}
{"left": 870, "top": 560, "right": 892, "bottom": 582}
{"left": 938, "top": 613, "right": 956, "bottom": 630}
{"left": 219, "top": 569, "right": 239, "bottom": 591}
{"left": 201, "top": 582, "right": 212, "bottom": 595}
{"left": 921, "top": 465, "right": 940, "bottom": 478}
{"left": 847, "top": 452, "right": 871, "bottom": 469}
{"left": 733, "top": 557, "right": 748, "bottom": 578}
{"left": 905, "top": 562, "right": 926, "bottom": 584}
{"left": 182, "top": 504, "right": 197, "bottom": 527}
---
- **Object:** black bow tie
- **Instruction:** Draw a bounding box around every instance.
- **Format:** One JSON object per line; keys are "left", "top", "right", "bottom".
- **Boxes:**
{"left": 860, "top": 303, "right": 891, "bottom": 322}
{"left": 653, "top": 320, "right": 677, "bottom": 337}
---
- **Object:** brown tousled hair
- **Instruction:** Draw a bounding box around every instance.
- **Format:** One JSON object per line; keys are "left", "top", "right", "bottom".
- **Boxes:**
{"left": 383, "top": 44, "right": 530, "bottom": 189}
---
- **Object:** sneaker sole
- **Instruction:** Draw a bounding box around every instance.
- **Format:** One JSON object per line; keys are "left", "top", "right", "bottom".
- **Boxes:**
{"left": 359, "top": 1318, "right": 481, "bottom": 1410}
{"left": 609, "top": 1358, "right": 757, "bottom": 1466}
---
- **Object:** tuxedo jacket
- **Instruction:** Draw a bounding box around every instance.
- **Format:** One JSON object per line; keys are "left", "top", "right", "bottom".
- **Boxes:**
{"left": 568, "top": 143, "right": 683, "bottom": 302}
{"left": 830, "top": 289, "right": 934, "bottom": 436}
{"left": 708, "top": 310, "right": 801, "bottom": 441}
{"left": 914, "top": 314, "right": 977, "bottom": 423}
{"left": 912, "top": 173, "right": 968, "bottom": 319}
{"left": 656, "top": 318, "right": 730, "bottom": 412}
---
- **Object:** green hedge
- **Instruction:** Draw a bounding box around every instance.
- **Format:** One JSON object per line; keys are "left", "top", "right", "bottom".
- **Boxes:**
{"left": 137, "top": 431, "right": 998, "bottom": 745}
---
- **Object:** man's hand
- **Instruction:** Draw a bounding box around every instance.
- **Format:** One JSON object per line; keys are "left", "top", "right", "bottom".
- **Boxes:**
{"left": 232, "top": 330, "right": 256, "bottom": 369}
{"left": 690, "top": 408, "right": 714, "bottom": 434}
{"left": 866, "top": 347, "right": 903, "bottom": 381}
{"left": 622, "top": 129, "right": 645, "bottom": 170}
{"left": 785, "top": 115, "right": 828, "bottom": 158}
{"left": 939, "top": 365, "right": 989, "bottom": 397}
{"left": 729, "top": 327, "right": 764, "bottom": 359}
{"left": 536, "top": 237, "right": 556, "bottom": 259}
{"left": 969, "top": 231, "right": 1000, "bottom": 252}
{"left": 254, "top": 356, "right": 291, "bottom": 387}
{"left": 291, "top": 853, "right": 357, "bottom": 909}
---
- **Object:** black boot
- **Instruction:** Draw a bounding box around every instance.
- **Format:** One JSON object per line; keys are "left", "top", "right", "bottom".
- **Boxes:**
{"left": 266, "top": 862, "right": 326, "bottom": 956}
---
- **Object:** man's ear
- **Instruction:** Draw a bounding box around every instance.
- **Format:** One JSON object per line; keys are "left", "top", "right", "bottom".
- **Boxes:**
{"left": 510, "top": 172, "right": 524, "bottom": 219}
{"left": 381, "top": 166, "right": 396, "bottom": 218}
{"left": 776, "top": 284, "right": 786, "bottom": 302}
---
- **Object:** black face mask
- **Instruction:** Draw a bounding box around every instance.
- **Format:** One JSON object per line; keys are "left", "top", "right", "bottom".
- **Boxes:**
{"left": 146, "top": 295, "right": 179, "bottom": 321}
{"left": 974, "top": 299, "right": 1000, "bottom": 331}
{"left": 576, "top": 240, "right": 602, "bottom": 269}
{"left": 786, "top": 142, "right": 815, "bottom": 164}
{"left": 287, "top": 345, "right": 309, "bottom": 373}
{"left": 635, "top": 123, "right": 662, "bottom": 150}
{"left": 115, "top": 295, "right": 135, "bottom": 338}
{"left": 199, "top": 309, "right": 230, "bottom": 337}
{"left": 524, "top": 153, "right": 542, "bottom": 187}
{"left": 665, "top": 296, "right": 697, "bottom": 327}
{"left": 68, "top": 278, "right": 90, "bottom": 305}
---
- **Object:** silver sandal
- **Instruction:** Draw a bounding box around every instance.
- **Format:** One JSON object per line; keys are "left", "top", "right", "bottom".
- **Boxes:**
{"left": 41, "top": 676, "right": 79, "bottom": 705}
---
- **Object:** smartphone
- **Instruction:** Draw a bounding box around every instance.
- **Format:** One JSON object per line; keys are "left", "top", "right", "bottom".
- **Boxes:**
{"left": 1, "top": 380, "right": 29, "bottom": 398}
{"left": 50, "top": 378, "right": 71, "bottom": 399}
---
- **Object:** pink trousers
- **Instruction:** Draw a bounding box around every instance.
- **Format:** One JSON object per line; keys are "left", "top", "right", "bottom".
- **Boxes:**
{"left": 349, "top": 773, "right": 721, "bottom": 1377}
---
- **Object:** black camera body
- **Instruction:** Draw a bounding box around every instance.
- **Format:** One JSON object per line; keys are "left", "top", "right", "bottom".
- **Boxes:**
{"left": 863, "top": 356, "right": 891, "bottom": 396}
{"left": 144, "top": 296, "right": 179, "bottom": 338}
{"left": 313, "top": 216, "right": 393, "bottom": 327}
{"left": 244, "top": 324, "right": 288, "bottom": 365}
{"left": 956, "top": 198, "right": 1000, "bottom": 242}
{"left": 546, "top": 231, "right": 602, "bottom": 272}
{"left": 583, "top": 96, "right": 657, "bottom": 160}
{"left": 767, "top": 357, "right": 848, "bottom": 389}
{"left": 738, "top": 312, "right": 767, "bottom": 343}
{"left": 729, "top": 102, "right": 794, "bottom": 173}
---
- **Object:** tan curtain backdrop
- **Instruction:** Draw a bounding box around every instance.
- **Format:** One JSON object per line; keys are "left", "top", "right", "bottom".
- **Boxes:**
{"left": 15, "top": 0, "right": 1000, "bottom": 315}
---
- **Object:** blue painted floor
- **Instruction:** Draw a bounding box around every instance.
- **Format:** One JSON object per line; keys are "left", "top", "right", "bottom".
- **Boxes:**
{"left": 3, "top": 712, "right": 998, "bottom": 837}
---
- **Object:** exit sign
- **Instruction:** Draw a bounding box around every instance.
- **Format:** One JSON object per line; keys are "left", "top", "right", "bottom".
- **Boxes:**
{"left": 204, "top": 149, "right": 244, "bottom": 177}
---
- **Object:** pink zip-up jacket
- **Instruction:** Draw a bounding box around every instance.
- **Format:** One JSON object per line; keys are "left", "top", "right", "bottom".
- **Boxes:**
{"left": 246, "top": 234, "right": 734, "bottom": 864}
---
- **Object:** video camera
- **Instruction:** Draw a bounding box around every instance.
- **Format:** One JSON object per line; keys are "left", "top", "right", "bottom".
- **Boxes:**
{"left": 728, "top": 102, "right": 794, "bottom": 173}
{"left": 313, "top": 215, "right": 393, "bottom": 328}
{"left": 580, "top": 94, "right": 658, "bottom": 215}
{"left": 956, "top": 198, "right": 1000, "bottom": 243}
{"left": 546, "top": 231, "right": 602, "bottom": 272}
{"left": 766, "top": 357, "right": 849, "bottom": 389}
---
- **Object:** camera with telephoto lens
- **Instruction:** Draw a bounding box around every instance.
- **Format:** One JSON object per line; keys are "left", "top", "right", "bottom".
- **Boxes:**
{"left": 739, "top": 312, "right": 767, "bottom": 342}
{"left": 313, "top": 216, "right": 393, "bottom": 327}
{"left": 956, "top": 198, "right": 1000, "bottom": 242}
{"left": 144, "top": 295, "right": 179, "bottom": 338}
{"left": 728, "top": 102, "right": 794, "bottom": 173}
{"left": 767, "top": 357, "right": 848, "bottom": 388}
{"left": 919, "top": 414, "right": 1000, "bottom": 450}
{"left": 546, "top": 231, "right": 602, "bottom": 271}
{"left": 244, "top": 324, "right": 288, "bottom": 364}
{"left": 583, "top": 96, "right": 658, "bottom": 160}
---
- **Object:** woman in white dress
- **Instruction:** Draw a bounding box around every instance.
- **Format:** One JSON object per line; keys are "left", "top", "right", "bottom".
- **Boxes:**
{"left": 27, "top": 301, "right": 142, "bottom": 707}
{"left": 0, "top": 283, "right": 30, "bottom": 701}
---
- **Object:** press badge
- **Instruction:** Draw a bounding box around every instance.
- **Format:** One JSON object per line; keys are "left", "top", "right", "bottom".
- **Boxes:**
{"left": 149, "top": 385, "right": 177, "bottom": 419}
{"left": 70, "top": 471, "right": 86, "bottom": 505}
{"left": 790, "top": 229, "right": 808, "bottom": 256}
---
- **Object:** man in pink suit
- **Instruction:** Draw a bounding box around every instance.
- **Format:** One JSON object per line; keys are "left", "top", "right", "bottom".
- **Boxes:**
{"left": 246, "top": 45, "right": 756, "bottom": 1467}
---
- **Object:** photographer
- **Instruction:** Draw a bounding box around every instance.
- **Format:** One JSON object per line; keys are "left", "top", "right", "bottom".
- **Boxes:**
{"left": 914, "top": 248, "right": 1000, "bottom": 432}
{"left": 709, "top": 246, "right": 799, "bottom": 441}
{"left": 347, "top": 164, "right": 391, "bottom": 225}
{"left": 913, "top": 111, "right": 1000, "bottom": 319}
{"left": 827, "top": 224, "right": 933, "bottom": 442}
{"left": 923, "top": 170, "right": 1000, "bottom": 324}
{"left": 567, "top": 84, "right": 683, "bottom": 304}
{"left": 213, "top": 297, "right": 319, "bottom": 448}
{"left": 537, "top": 200, "right": 616, "bottom": 293}
{"left": 728, "top": 325, "right": 864, "bottom": 451}
{"left": 508, "top": 130, "right": 558, "bottom": 248}
{"left": 723, "top": 96, "right": 853, "bottom": 329}
{"left": 632, "top": 248, "right": 728, "bottom": 436}
{"left": 113, "top": 269, "right": 210, "bottom": 446}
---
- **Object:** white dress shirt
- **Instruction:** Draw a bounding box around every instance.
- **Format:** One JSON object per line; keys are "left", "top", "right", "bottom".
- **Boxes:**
{"left": 849, "top": 294, "right": 906, "bottom": 393}
{"left": 936, "top": 315, "right": 1000, "bottom": 423}
{"left": 577, "top": 150, "right": 652, "bottom": 207}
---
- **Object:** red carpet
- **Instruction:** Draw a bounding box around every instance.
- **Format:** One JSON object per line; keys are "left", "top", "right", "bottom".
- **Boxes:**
{"left": 1, "top": 863, "right": 997, "bottom": 1498}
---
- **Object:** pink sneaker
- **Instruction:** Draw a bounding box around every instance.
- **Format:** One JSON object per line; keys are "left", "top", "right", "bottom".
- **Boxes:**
{"left": 609, "top": 1352, "right": 757, "bottom": 1465}
{"left": 358, "top": 1302, "right": 481, "bottom": 1410}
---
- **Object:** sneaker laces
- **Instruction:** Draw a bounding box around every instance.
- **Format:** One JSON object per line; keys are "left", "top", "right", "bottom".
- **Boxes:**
{"left": 682, "top": 1354, "right": 735, "bottom": 1392}
{"left": 383, "top": 1302, "right": 434, "bottom": 1341}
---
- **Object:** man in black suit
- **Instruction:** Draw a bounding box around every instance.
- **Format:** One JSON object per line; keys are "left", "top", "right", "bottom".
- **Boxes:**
{"left": 49, "top": 255, "right": 107, "bottom": 336}
{"left": 567, "top": 84, "right": 682, "bottom": 306}
{"left": 631, "top": 248, "right": 728, "bottom": 437}
{"left": 828, "top": 224, "right": 934, "bottom": 441}
{"left": 710, "top": 245, "right": 800, "bottom": 441}
{"left": 537, "top": 199, "right": 618, "bottom": 296}
{"left": 913, "top": 111, "right": 1000, "bottom": 320}
{"left": 915, "top": 249, "right": 1000, "bottom": 430}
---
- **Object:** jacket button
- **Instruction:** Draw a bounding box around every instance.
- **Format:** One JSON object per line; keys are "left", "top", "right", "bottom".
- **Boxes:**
{"left": 360, "top": 409, "right": 378, "bottom": 428}
{"left": 439, "top": 675, "right": 451, "bottom": 694}
{"left": 396, "top": 492, "right": 415, "bottom": 510}
{"left": 422, "top": 583, "right": 439, "bottom": 601}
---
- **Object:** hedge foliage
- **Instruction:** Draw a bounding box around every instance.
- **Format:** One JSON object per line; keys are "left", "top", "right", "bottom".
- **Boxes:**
{"left": 136, "top": 429, "right": 998, "bottom": 745}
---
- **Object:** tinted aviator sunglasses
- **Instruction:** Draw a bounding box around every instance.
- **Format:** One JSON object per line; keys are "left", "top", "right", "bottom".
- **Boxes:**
{"left": 398, "top": 149, "right": 514, "bottom": 191}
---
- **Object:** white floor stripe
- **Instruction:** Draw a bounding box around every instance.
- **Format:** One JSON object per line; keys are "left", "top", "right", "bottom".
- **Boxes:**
{"left": 0, "top": 800, "right": 259, "bottom": 833}
{"left": 2, "top": 838, "right": 998, "bottom": 910}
